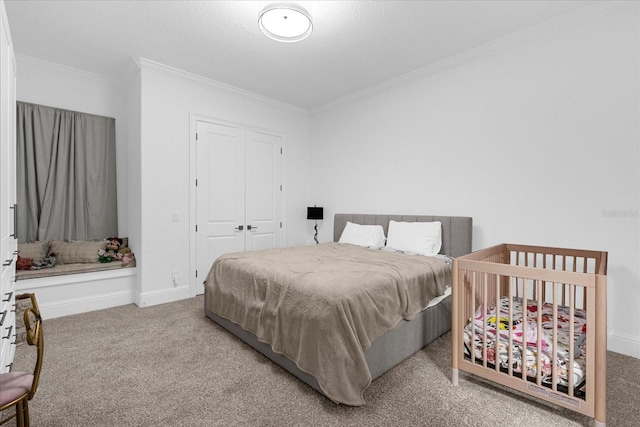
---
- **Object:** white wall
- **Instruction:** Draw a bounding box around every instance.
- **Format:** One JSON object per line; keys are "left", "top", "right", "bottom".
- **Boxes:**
{"left": 15, "top": 55, "right": 131, "bottom": 236}
{"left": 310, "top": 7, "right": 640, "bottom": 357}
{"left": 132, "top": 60, "right": 311, "bottom": 307}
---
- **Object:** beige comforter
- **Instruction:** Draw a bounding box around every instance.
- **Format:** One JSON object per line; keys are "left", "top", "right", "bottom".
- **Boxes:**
{"left": 204, "top": 242, "right": 450, "bottom": 405}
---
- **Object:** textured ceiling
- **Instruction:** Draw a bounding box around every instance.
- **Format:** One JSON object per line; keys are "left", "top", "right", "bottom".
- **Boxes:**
{"left": 5, "top": 0, "right": 593, "bottom": 109}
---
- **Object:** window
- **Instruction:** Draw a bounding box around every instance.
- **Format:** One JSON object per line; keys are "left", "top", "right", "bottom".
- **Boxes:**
{"left": 16, "top": 102, "right": 118, "bottom": 242}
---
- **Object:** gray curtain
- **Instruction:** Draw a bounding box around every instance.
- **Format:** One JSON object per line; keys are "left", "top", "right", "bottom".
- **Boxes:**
{"left": 16, "top": 102, "right": 118, "bottom": 243}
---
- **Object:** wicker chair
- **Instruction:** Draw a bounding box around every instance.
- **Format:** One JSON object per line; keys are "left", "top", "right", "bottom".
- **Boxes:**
{"left": 0, "top": 294, "right": 43, "bottom": 427}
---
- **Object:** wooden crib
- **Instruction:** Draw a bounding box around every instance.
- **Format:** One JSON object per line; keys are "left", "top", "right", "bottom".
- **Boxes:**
{"left": 451, "top": 244, "right": 607, "bottom": 426}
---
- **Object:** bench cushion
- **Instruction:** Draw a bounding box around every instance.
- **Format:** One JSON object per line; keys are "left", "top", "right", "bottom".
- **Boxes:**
{"left": 15, "top": 260, "right": 134, "bottom": 280}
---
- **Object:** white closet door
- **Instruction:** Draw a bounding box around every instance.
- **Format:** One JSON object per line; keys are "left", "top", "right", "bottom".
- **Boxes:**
{"left": 196, "top": 122, "right": 246, "bottom": 285}
{"left": 195, "top": 121, "right": 282, "bottom": 293}
{"left": 245, "top": 131, "right": 281, "bottom": 251}
{"left": 0, "top": 1, "right": 16, "bottom": 373}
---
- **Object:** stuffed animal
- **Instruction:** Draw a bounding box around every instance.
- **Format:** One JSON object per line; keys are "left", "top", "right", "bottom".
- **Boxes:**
{"left": 115, "top": 237, "right": 131, "bottom": 255}
{"left": 98, "top": 238, "right": 124, "bottom": 263}
{"left": 17, "top": 256, "right": 33, "bottom": 270}
{"left": 30, "top": 253, "right": 56, "bottom": 270}
{"left": 121, "top": 252, "right": 135, "bottom": 267}
{"left": 105, "top": 237, "right": 121, "bottom": 252}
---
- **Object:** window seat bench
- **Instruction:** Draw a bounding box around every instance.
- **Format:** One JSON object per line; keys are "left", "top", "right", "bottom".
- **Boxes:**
{"left": 15, "top": 263, "right": 138, "bottom": 320}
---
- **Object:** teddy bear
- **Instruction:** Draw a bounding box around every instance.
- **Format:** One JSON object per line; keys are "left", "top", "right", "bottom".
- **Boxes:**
{"left": 98, "top": 237, "right": 124, "bottom": 263}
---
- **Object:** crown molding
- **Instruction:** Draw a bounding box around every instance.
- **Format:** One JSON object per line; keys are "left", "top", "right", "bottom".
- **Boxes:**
{"left": 1, "top": 0, "right": 14, "bottom": 50}
{"left": 311, "top": 1, "right": 635, "bottom": 116}
{"left": 121, "top": 58, "right": 141, "bottom": 87}
{"left": 131, "top": 57, "right": 309, "bottom": 118}
{"left": 16, "top": 54, "right": 123, "bottom": 89}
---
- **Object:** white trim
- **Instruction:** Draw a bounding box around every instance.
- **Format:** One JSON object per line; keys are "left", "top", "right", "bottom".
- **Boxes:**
{"left": 33, "top": 290, "right": 134, "bottom": 320}
{"left": 134, "top": 57, "right": 308, "bottom": 117}
{"left": 136, "top": 285, "right": 191, "bottom": 308}
{"left": 311, "top": 1, "right": 634, "bottom": 115}
{"left": 121, "top": 57, "right": 141, "bottom": 86}
{"left": 608, "top": 329, "right": 640, "bottom": 359}
{"left": 15, "top": 54, "right": 123, "bottom": 89}
{"left": 190, "top": 113, "right": 285, "bottom": 140}
{"left": 1, "top": 0, "right": 14, "bottom": 54}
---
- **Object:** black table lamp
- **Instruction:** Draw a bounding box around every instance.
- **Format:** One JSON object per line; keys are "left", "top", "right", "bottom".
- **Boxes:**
{"left": 307, "top": 206, "right": 323, "bottom": 244}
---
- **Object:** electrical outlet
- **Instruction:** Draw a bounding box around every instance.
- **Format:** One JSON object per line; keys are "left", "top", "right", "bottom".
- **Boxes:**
{"left": 172, "top": 271, "right": 178, "bottom": 286}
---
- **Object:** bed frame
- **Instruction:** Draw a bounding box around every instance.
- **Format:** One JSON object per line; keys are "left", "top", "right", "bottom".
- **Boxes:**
{"left": 451, "top": 244, "right": 607, "bottom": 426}
{"left": 206, "top": 213, "right": 472, "bottom": 402}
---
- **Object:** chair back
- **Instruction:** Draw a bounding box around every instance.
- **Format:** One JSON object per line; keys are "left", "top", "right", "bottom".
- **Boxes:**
{"left": 15, "top": 294, "right": 44, "bottom": 400}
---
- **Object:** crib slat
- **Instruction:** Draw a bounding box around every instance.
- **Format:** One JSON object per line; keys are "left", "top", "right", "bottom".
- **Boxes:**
{"left": 532, "top": 254, "right": 537, "bottom": 300}
{"left": 482, "top": 272, "right": 488, "bottom": 369}
{"left": 471, "top": 273, "right": 477, "bottom": 365}
{"left": 561, "top": 256, "right": 567, "bottom": 306}
{"left": 552, "top": 282, "right": 558, "bottom": 392}
{"left": 508, "top": 277, "right": 514, "bottom": 377}
{"left": 568, "top": 285, "right": 575, "bottom": 393}
{"left": 542, "top": 254, "right": 547, "bottom": 302}
{"left": 521, "top": 277, "right": 527, "bottom": 384}
{"left": 495, "top": 274, "right": 500, "bottom": 374}
{"left": 536, "top": 279, "right": 542, "bottom": 386}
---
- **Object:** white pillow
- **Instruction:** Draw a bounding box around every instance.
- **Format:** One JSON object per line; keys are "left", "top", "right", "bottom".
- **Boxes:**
{"left": 339, "top": 222, "right": 386, "bottom": 248}
{"left": 386, "top": 220, "right": 442, "bottom": 256}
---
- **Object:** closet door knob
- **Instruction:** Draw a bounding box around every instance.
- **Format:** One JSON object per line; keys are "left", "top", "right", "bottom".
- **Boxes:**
{"left": 247, "top": 225, "right": 257, "bottom": 230}
{"left": 234, "top": 225, "right": 244, "bottom": 231}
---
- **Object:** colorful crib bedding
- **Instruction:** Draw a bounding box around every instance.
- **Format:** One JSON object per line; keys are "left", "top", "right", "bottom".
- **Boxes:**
{"left": 463, "top": 296, "right": 587, "bottom": 394}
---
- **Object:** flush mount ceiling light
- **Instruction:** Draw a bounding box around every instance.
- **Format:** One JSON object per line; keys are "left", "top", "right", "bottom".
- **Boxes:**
{"left": 258, "top": 3, "right": 313, "bottom": 43}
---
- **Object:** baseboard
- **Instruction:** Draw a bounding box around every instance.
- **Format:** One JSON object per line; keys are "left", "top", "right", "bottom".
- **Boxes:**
{"left": 608, "top": 330, "right": 640, "bottom": 359}
{"left": 34, "top": 290, "right": 135, "bottom": 319}
{"left": 135, "top": 285, "right": 192, "bottom": 308}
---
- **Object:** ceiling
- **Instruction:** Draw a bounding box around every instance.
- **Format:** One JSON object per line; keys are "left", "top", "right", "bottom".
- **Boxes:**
{"left": 5, "top": 0, "right": 594, "bottom": 110}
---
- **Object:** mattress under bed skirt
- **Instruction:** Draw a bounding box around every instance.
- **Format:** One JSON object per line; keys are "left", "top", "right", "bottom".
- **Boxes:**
{"left": 205, "top": 294, "right": 452, "bottom": 402}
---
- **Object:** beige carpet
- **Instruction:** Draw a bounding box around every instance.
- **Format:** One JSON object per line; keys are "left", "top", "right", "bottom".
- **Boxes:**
{"left": 4, "top": 296, "right": 639, "bottom": 426}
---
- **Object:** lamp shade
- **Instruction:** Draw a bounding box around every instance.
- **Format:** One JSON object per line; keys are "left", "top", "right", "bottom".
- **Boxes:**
{"left": 307, "top": 206, "right": 323, "bottom": 220}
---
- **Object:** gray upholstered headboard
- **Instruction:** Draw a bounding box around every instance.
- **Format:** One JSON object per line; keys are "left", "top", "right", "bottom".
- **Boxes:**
{"left": 333, "top": 214, "right": 473, "bottom": 258}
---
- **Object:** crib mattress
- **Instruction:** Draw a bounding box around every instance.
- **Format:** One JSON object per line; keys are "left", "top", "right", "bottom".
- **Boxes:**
{"left": 463, "top": 296, "right": 587, "bottom": 394}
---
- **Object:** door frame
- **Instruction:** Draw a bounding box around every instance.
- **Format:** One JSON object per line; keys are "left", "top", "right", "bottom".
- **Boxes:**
{"left": 188, "top": 113, "right": 286, "bottom": 297}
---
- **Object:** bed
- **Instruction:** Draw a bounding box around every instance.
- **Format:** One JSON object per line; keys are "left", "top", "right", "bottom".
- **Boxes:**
{"left": 451, "top": 244, "right": 607, "bottom": 426}
{"left": 204, "top": 213, "right": 472, "bottom": 405}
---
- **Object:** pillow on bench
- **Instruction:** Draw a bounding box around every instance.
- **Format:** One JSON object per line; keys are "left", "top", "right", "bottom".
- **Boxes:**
{"left": 49, "top": 240, "right": 106, "bottom": 264}
{"left": 18, "top": 241, "right": 48, "bottom": 263}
